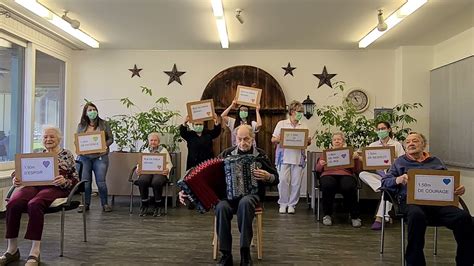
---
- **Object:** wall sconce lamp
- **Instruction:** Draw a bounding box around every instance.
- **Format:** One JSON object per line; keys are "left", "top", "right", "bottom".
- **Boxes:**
{"left": 302, "top": 95, "right": 316, "bottom": 119}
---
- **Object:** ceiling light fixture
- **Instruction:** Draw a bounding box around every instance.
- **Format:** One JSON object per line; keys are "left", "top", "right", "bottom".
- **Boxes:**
{"left": 235, "top": 8, "right": 244, "bottom": 24}
{"left": 358, "top": 0, "right": 427, "bottom": 48}
{"left": 14, "top": 0, "right": 99, "bottom": 48}
{"left": 62, "top": 11, "right": 80, "bottom": 29}
{"left": 211, "top": 0, "right": 229, "bottom": 48}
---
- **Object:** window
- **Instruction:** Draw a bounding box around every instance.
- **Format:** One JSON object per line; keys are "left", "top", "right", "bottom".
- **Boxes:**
{"left": 0, "top": 38, "right": 24, "bottom": 162}
{"left": 33, "top": 50, "right": 65, "bottom": 152}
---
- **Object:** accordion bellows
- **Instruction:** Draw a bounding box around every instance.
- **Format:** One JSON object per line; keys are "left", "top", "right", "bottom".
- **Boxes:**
{"left": 178, "top": 155, "right": 259, "bottom": 213}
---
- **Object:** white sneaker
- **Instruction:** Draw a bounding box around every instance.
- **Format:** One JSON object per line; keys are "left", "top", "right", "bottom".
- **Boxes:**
{"left": 322, "top": 215, "right": 332, "bottom": 226}
{"left": 287, "top": 206, "right": 295, "bottom": 214}
{"left": 279, "top": 206, "right": 286, "bottom": 214}
{"left": 351, "top": 218, "right": 362, "bottom": 228}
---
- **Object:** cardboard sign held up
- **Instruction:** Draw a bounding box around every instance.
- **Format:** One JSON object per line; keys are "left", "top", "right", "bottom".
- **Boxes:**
{"left": 75, "top": 131, "right": 107, "bottom": 155}
{"left": 138, "top": 153, "right": 167, "bottom": 175}
{"left": 280, "top": 128, "right": 309, "bottom": 149}
{"left": 186, "top": 99, "right": 215, "bottom": 123}
{"left": 407, "top": 169, "right": 460, "bottom": 207}
{"left": 15, "top": 153, "right": 58, "bottom": 186}
{"left": 362, "top": 146, "right": 395, "bottom": 170}
{"left": 323, "top": 147, "right": 354, "bottom": 170}
{"left": 235, "top": 85, "right": 262, "bottom": 108}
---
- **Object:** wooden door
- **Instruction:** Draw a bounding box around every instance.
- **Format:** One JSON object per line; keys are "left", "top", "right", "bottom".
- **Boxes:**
{"left": 201, "top": 65, "right": 287, "bottom": 164}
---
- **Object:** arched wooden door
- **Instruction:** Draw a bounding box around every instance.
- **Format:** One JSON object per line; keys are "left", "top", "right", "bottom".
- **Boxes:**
{"left": 201, "top": 65, "right": 287, "bottom": 164}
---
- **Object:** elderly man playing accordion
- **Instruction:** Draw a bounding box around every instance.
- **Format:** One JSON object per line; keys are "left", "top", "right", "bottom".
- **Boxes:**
{"left": 180, "top": 125, "right": 278, "bottom": 266}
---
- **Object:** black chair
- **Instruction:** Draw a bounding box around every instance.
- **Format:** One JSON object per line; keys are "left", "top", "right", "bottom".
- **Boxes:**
{"left": 128, "top": 165, "right": 173, "bottom": 215}
{"left": 5, "top": 160, "right": 87, "bottom": 257}
{"left": 379, "top": 188, "right": 471, "bottom": 266}
{"left": 312, "top": 157, "right": 362, "bottom": 221}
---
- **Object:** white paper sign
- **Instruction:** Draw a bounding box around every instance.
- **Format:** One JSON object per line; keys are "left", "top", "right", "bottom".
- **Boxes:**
{"left": 326, "top": 149, "right": 351, "bottom": 167}
{"left": 414, "top": 174, "right": 454, "bottom": 202}
{"left": 365, "top": 149, "right": 392, "bottom": 167}
{"left": 20, "top": 157, "right": 55, "bottom": 182}
{"left": 190, "top": 102, "right": 213, "bottom": 120}
{"left": 141, "top": 155, "right": 165, "bottom": 172}
{"left": 282, "top": 131, "right": 306, "bottom": 147}
{"left": 78, "top": 134, "right": 103, "bottom": 151}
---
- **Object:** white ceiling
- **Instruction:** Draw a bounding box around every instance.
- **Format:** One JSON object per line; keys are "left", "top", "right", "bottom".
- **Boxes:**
{"left": 4, "top": 0, "right": 474, "bottom": 50}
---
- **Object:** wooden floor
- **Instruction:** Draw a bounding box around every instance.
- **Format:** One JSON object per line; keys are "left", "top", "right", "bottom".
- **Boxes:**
{"left": 0, "top": 196, "right": 460, "bottom": 265}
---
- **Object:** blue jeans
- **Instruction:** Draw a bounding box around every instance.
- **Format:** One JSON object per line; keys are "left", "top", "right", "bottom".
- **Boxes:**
{"left": 78, "top": 155, "right": 109, "bottom": 206}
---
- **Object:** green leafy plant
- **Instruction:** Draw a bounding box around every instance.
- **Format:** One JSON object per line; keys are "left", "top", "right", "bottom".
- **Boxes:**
{"left": 313, "top": 81, "right": 422, "bottom": 149}
{"left": 86, "top": 87, "right": 182, "bottom": 152}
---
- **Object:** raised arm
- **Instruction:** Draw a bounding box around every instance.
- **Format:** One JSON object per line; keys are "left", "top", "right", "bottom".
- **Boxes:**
{"left": 221, "top": 100, "right": 237, "bottom": 127}
{"left": 255, "top": 104, "right": 262, "bottom": 132}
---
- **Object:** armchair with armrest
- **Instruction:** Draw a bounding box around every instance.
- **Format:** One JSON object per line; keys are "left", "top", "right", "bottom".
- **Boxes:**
{"left": 4, "top": 160, "right": 87, "bottom": 257}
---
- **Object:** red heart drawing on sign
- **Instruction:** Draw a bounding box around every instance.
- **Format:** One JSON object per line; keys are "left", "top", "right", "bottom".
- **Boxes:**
{"left": 206, "top": 112, "right": 211, "bottom": 116}
{"left": 384, "top": 160, "right": 389, "bottom": 164}
{"left": 251, "top": 99, "right": 255, "bottom": 102}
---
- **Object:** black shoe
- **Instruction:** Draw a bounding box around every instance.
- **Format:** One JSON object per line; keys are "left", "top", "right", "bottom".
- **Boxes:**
{"left": 217, "top": 253, "right": 233, "bottom": 266}
{"left": 0, "top": 249, "right": 20, "bottom": 265}
{"left": 153, "top": 207, "right": 161, "bottom": 217}
{"left": 139, "top": 206, "right": 148, "bottom": 217}
{"left": 240, "top": 248, "right": 252, "bottom": 266}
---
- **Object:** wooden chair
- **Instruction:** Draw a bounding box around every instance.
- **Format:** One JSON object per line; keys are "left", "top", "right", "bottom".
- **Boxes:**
{"left": 5, "top": 160, "right": 87, "bottom": 257}
{"left": 212, "top": 206, "right": 263, "bottom": 260}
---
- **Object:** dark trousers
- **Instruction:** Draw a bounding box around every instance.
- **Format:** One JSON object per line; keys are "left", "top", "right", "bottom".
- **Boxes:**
{"left": 5, "top": 186, "right": 69, "bottom": 240}
{"left": 319, "top": 175, "right": 359, "bottom": 218}
{"left": 406, "top": 205, "right": 474, "bottom": 266}
{"left": 215, "top": 194, "right": 259, "bottom": 253}
{"left": 137, "top": 174, "right": 167, "bottom": 206}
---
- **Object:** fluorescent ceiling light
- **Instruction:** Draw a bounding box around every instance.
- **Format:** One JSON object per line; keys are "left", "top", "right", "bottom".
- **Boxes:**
{"left": 211, "top": 0, "right": 229, "bottom": 48}
{"left": 15, "top": 0, "right": 99, "bottom": 48}
{"left": 359, "top": 0, "right": 427, "bottom": 48}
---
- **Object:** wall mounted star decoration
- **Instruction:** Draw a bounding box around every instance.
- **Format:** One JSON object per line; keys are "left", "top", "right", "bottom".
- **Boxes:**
{"left": 128, "top": 64, "right": 142, "bottom": 78}
{"left": 164, "top": 64, "right": 186, "bottom": 85}
{"left": 313, "top": 66, "right": 337, "bottom": 88}
{"left": 282, "top": 62, "right": 296, "bottom": 77}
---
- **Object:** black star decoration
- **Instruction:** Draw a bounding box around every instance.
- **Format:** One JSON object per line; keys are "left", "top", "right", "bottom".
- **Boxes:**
{"left": 164, "top": 64, "right": 186, "bottom": 85}
{"left": 128, "top": 64, "right": 142, "bottom": 78}
{"left": 282, "top": 62, "right": 296, "bottom": 77}
{"left": 313, "top": 66, "right": 337, "bottom": 88}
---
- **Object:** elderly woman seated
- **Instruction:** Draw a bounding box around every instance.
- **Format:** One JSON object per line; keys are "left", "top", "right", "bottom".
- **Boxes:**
{"left": 0, "top": 126, "right": 78, "bottom": 266}
{"left": 136, "top": 132, "right": 173, "bottom": 217}
{"left": 315, "top": 132, "right": 362, "bottom": 228}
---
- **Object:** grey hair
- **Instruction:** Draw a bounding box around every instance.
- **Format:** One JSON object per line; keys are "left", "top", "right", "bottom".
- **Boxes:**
{"left": 235, "top": 124, "right": 255, "bottom": 139}
{"left": 332, "top": 131, "right": 346, "bottom": 143}
{"left": 147, "top": 132, "right": 161, "bottom": 140}
{"left": 288, "top": 100, "right": 303, "bottom": 115}
{"left": 42, "top": 125, "right": 63, "bottom": 141}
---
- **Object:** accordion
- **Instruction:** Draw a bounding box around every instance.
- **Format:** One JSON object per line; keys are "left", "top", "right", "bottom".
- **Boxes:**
{"left": 177, "top": 154, "right": 260, "bottom": 213}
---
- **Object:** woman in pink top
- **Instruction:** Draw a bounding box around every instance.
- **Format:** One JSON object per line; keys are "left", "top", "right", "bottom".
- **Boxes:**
{"left": 316, "top": 132, "right": 361, "bottom": 227}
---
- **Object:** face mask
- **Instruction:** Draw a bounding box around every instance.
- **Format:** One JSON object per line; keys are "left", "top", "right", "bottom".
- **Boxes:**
{"left": 295, "top": 112, "right": 303, "bottom": 121}
{"left": 377, "top": 130, "right": 389, "bottom": 140}
{"left": 194, "top": 125, "right": 204, "bottom": 133}
{"left": 87, "top": 110, "right": 98, "bottom": 120}
{"left": 239, "top": 111, "right": 248, "bottom": 119}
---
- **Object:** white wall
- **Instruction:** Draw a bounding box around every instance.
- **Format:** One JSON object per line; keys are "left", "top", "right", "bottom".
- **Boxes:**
{"left": 70, "top": 49, "right": 399, "bottom": 190}
{"left": 433, "top": 27, "right": 474, "bottom": 70}
{"left": 432, "top": 28, "right": 474, "bottom": 210}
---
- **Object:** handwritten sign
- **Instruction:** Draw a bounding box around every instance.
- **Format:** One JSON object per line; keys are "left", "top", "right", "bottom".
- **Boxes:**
{"left": 407, "top": 169, "right": 460, "bottom": 206}
{"left": 235, "top": 85, "right": 262, "bottom": 108}
{"left": 75, "top": 131, "right": 106, "bottom": 155}
{"left": 138, "top": 153, "right": 167, "bottom": 175}
{"left": 15, "top": 153, "right": 58, "bottom": 186}
{"left": 280, "top": 128, "right": 309, "bottom": 149}
{"left": 362, "top": 146, "right": 395, "bottom": 170}
{"left": 323, "top": 147, "right": 354, "bottom": 170}
{"left": 186, "top": 99, "right": 215, "bottom": 123}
